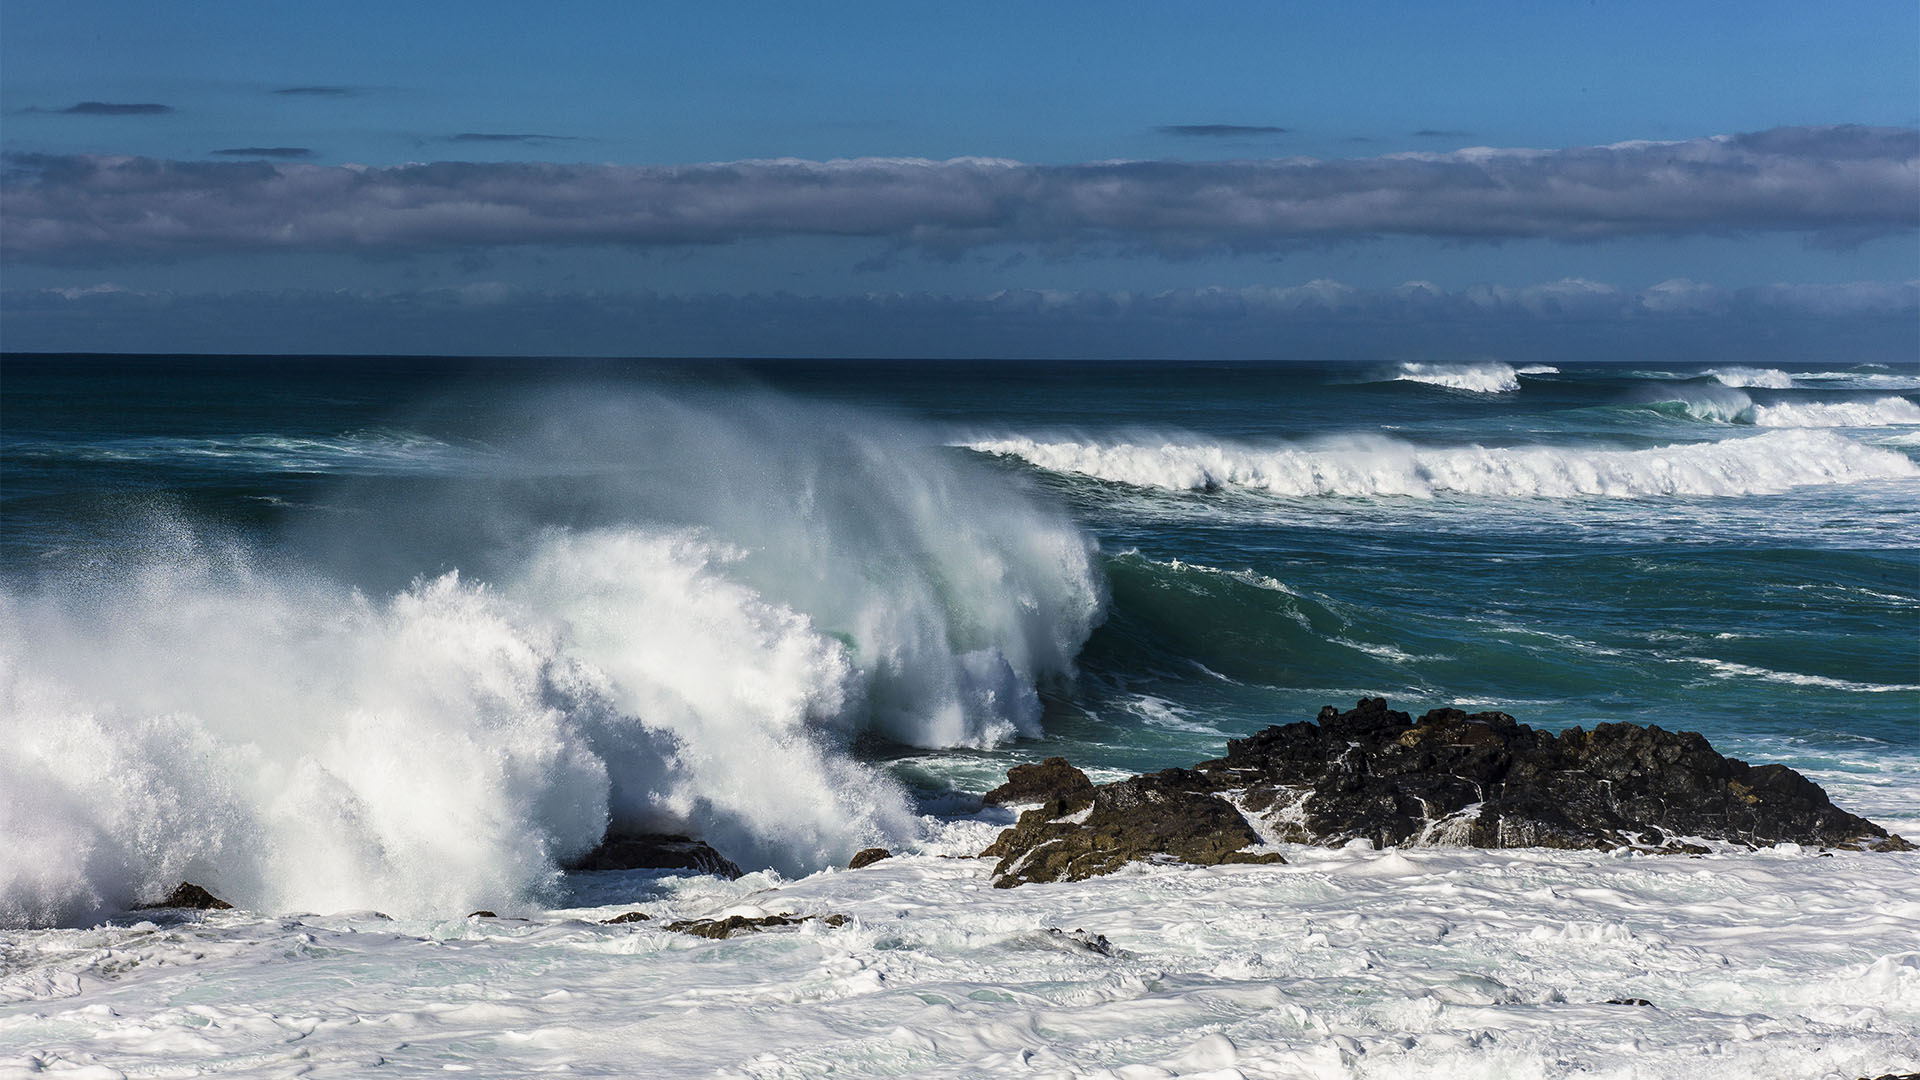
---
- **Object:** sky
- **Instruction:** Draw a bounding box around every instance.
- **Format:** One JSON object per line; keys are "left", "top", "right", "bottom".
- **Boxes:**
{"left": 1, "top": 1, "right": 1916, "bottom": 359}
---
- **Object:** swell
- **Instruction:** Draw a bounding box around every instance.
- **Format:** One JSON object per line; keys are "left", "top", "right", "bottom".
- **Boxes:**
{"left": 964, "top": 429, "right": 1919, "bottom": 498}
{"left": 0, "top": 389, "right": 1105, "bottom": 926}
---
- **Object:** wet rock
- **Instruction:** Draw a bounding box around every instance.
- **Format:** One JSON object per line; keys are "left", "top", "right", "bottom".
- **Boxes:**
{"left": 1044, "top": 927, "right": 1114, "bottom": 956}
{"left": 564, "top": 833, "right": 745, "bottom": 879}
{"left": 848, "top": 847, "right": 892, "bottom": 869}
{"left": 982, "top": 769, "right": 1283, "bottom": 887}
{"left": 983, "top": 757, "right": 1095, "bottom": 807}
{"left": 135, "top": 883, "right": 233, "bottom": 911}
{"left": 976, "top": 698, "right": 1909, "bottom": 885}
{"left": 1605, "top": 997, "right": 1654, "bottom": 1007}
{"left": 602, "top": 911, "right": 652, "bottom": 924}
{"left": 666, "top": 913, "right": 848, "bottom": 939}
{"left": 466, "top": 910, "right": 498, "bottom": 919}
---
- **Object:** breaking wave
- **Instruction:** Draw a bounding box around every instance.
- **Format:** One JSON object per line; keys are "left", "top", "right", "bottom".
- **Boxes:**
{"left": 0, "top": 392, "right": 1105, "bottom": 926}
{"left": 1706, "top": 367, "right": 1796, "bottom": 389}
{"left": 1645, "top": 389, "right": 1920, "bottom": 428}
{"left": 964, "top": 429, "right": 1918, "bottom": 499}
{"left": 1388, "top": 361, "right": 1520, "bottom": 394}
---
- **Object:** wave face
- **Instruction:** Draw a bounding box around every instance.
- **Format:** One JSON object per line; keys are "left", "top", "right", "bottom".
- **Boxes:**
{"left": 964, "top": 429, "right": 1918, "bottom": 498}
{"left": 1389, "top": 361, "right": 1519, "bottom": 393}
{"left": 0, "top": 392, "right": 1104, "bottom": 926}
{"left": 1706, "top": 366, "right": 1796, "bottom": 389}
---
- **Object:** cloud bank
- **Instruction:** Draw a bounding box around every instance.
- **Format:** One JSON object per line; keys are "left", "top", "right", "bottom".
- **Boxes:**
{"left": 3, "top": 126, "right": 1913, "bottom": 262}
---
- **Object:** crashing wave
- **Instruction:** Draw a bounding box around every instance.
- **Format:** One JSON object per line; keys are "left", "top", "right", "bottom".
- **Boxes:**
{"left": 1706, "top": 367, "right": 1796, "bottom": 389}
{"left": 1516, "top": 365, "right": 1560, "bottom": 375}
{"left": 0, "top": 394, "right": 1105, "bottom": 926}
{"left": 1750, "top": 397, "right": 1920, "bottom": 428}
{"left": 1389, "top": 362, "right": 1520, "bottom": 394}
{"left": 964, "top": 429, "right": 1918, "bottom": 499}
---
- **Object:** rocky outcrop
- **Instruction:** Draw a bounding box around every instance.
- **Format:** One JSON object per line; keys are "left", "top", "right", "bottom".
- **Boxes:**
{"left": 981, "top": 769, "right": 1283, "bottom": 887}
{"left": 135, "top": 883, "right": 233, "bottom": 911}
{"left": 564, "top": 833, "right": 744, "bottom": 879}
{"left": 978, "top": 698, "right": 1910, "bottom": 887}
{"left": 665, "top": 913, "right": 848, "bottom": 939}
{"left": 983, "top": 757, "right": 1094, "bottom": 806}
{"left": 848, "top": 848, "right": 892, "bottom": 869}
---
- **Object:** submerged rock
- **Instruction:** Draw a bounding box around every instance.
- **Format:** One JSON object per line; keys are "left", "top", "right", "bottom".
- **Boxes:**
{"left": 564, "top": 833, "right": 745, "bottom": 879}
{"left": 665, "top": 913, "right": 848, "bottom": 939}
{"left": 983, "top": 756, "right": 1094, "bottom": 806}
{"left": 978, "top": 698, "right": 1910, "bottom": 887}
{"left": 848, "top": 847, "right": 892, "bottom": 869}
{"left": 602, "top": 910, "right": 652, "bottom": 924}
{"left": 135, "top": 883, "right": 233, "bottom": 911}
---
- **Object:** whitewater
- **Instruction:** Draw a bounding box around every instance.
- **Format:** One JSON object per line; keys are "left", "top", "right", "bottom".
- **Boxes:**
{"left": 2, "top": 354, "right": 1916, "bottom": 1078}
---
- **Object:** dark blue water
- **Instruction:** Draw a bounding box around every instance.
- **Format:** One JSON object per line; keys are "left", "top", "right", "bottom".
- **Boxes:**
{"left": 4, "top": 353, "right": 1917, "bottom": 872}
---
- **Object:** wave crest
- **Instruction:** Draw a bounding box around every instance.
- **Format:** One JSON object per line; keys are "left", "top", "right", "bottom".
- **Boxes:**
{"left": 1389, "top": 361, "right": 1520, "bottom": 394}
{"left": 964, "top": 429, "right": 1918, "bottom": 499}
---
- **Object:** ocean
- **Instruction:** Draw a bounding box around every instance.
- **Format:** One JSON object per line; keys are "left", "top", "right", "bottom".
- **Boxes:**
{"left": 3, "top": 353, "right": 1917, "bottom": 1078}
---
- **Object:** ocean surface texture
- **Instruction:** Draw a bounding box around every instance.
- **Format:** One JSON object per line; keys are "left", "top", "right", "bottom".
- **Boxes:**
{"left": 3, "top": 354, "right": 1917, "bottom": 1078}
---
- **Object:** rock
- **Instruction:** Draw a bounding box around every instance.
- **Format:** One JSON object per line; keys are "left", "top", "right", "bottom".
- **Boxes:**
{"left": 665, "top": 913, "right": 848, "bottom": 939}
{"left": 1044, "top": 927, "right": 1114, "bottom": 956}
{"left": 848, "top": 847, "right": 892, "bottom": 869}
{"left": 975, "top": 698, "right": 1909, "bottom": 887}
{"left": 135, "top": 883, "right": 233, "bottom": 911}
{"left": 1605, "top": 997, "right": 1654, "bottom": 1007}
{"left": 982, "top": 769, "right": 1283, "bottom": 888}
{"left": 602, "top": 911, "right": 652, "bottom": 924}
{"left": 983, "top": 756, "right": 1095, "bottom": 807}
{"left": 564, "top": 833, "right": 745, "bottom": 879}
{"left": 466, "top": 910, "right": 498, "bottom": 919}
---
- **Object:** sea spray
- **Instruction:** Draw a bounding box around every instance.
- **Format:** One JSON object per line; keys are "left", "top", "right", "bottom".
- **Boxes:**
{"left": 1388, "top": 361, "right": 1521, "bottom": 393}
{"left": 0, "top": 390, "right": 1106, "bottom": 926}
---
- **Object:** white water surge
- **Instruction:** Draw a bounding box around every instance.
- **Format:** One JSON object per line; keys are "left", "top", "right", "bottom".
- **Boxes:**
{"left": 965, "top": 429, "right": 1919, "bottom": 498}
{"left": 0, "top": 394, "right": 1105, "bottom": 926}
{"left": 3, "top": 845, "right": 1914, "bottom": 1078}
{"left": 1652, "top": 386, "right": 1920, "bottom": 428}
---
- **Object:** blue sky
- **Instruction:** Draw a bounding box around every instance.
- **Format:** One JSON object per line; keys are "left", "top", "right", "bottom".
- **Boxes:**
{"left": 2, "top": 1, "right": 1916, "bottom": 357}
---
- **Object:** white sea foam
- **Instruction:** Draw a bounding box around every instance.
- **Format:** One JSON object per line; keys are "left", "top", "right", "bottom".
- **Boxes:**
{"left": 1789, "top": 369, "right": 1920, "bottom": 391}
{"left": 1706, "top": 366, "right": 1796, "bottom": 389}
{"left": 1750, "top": 396, "right": 1920, "bottom": 428}
{"left": 1391, "top": 361, "right": 1520, "bottom": 393}
{"left": 1516, "top": 364, "right": 1559, "bottom": 375}
{"left": 2, "top": 847, "right": 1914, "bottom": 1077}
{"left": 0, "top": 397, "right": 1106, "bottom": 927}
{"left": 965, "top": 429, "right": 1919, "bottom": 498}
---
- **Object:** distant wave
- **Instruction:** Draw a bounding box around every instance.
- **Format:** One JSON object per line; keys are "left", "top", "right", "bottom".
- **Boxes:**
{"left": 0, "top": 392, "right": 1105, "bottom": 926}
{"left": 5, "top": 430, "right": 489, "bottom": 475}
{"left": 1389, "top": 362, "right": 1520, "bottom": 394}
{"left": 1705, "top": 366, "right": 1795, "bottom": 389}
{"left": 1646, "top": 389, "right": 1920, "bottom": 428}
{"left": 1789, "top": 370, "right": 1920, "bottom": 391}
{"left": 1516, "top": 365, "right": 1560, "bottom": 375}
{"left": 964, "top": 429, "right": 1918, "bottom": 498}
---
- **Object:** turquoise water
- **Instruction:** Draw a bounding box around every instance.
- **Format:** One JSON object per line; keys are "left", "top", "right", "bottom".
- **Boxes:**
{"left": 3, "top": 353, "right": 1916, "bottom": 913}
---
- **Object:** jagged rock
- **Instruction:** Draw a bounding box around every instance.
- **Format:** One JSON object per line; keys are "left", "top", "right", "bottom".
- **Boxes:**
{"left": 135, "top": 883, "right": 233, "bottom": 911}
{"left": 983, "top": 757, "right": 1095, "bottom": 806}
{"left": 602, "top": 911, "right": 652, "bottom": 924}
{"left": 1605, "top": 997, "right": 1654, "bottom": 1007}
{"left": 564, "top": 833, "right": 745, "bottom": 878}
{"left": 467, "top": 910, "right": 498, "bottom": 919}
{"left": 666, "top": 913, "right": 848, "bottom": 939}
{"left": 848, "top": 847, "right": 892, "bottom": 869}
{"left": 1043, "top": 927, "right": 1115, "bottom": 956}
{"left": 982, "top": 769, "right": 1283, "bottom": 887}
{"left": 976, "top": 698, "right": 1909, "bottom": 887}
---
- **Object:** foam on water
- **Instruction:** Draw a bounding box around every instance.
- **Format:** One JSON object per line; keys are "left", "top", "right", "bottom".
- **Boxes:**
{"left": 3, "top": 847, "right": 1914, "bottom": 1078}
{"left": 1706, "top": 366, "right": 1797, "bottom": 389}
{"left": 1389, "top": 361, "right": 1520, "bottom": 394}
{"left": 965, "top": 428, "right": 1919, "bottom": 498}
{"left": 1750, "top": 396, "right": 1920, "bottom": 428}
{"left": 0, "top": 394, "right": 1106, "bottom": 926}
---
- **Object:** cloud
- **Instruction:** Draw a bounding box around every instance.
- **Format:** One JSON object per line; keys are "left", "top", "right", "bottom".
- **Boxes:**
{"left": 35, "top": 102, "right": 174, "bottom": 116}
{"left": 3, "top": 126, "right": 1914, "bottom": 262}
{"left": 448, "top": 133, "right": 581, "bottom": 144}
{"left": 1157, "top": 124, "right": 1289, "bottom": 137}
{"left": 273, "top": 86, "right": 358, "bottom": 97}
{"left": 212, "top": 147, "right": 315, "bottom": 159}
{"left": 5, "top": 277, "right": 1912, "bottom": 359}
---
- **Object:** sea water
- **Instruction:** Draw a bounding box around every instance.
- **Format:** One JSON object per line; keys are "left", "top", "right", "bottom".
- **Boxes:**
{"left": 2, "top": 354, "right": 1916, "bottom": 1077}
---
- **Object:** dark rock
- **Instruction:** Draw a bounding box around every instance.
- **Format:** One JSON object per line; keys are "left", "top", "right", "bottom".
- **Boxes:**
{"left": 1044, "top": 927, "right": 1114, "bottom": 956}
{"left": 564, "top": 833, "right": 745, "bottom": 879}
{"left": 135, "top": 883, "right": 233, "bottom": 911}
{"left": 982, "top": 769, "right": 1283, "bottom": 887}
{"left": 466, "top": 910, "right": 498, "bottom": 919}
{"left": 975, "top": 698, "right": 1910, "bottom": 886}
{"left": 602, "top": 911, "right": 652, "bottom": 924}
{"left": 983, "top": 757, "right": 1095, "bottom": 807}
{"left": 848, "top": 847, "right": 892, "bottom": 869}
{"left": 665, "top": 912, "right": 848, "bottom": 939}
{"left": 1605, "top": 997, "right": 1653, "bottom": 1007}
